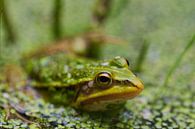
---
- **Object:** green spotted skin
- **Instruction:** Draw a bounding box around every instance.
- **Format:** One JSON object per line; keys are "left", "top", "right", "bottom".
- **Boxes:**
{"left": 25, "top": 54, "right": 94, "bottom": 87}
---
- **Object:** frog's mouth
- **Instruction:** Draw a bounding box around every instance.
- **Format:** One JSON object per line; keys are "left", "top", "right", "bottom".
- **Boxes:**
{"left": 77, "top": 83, "right": 143, "bottom": 106}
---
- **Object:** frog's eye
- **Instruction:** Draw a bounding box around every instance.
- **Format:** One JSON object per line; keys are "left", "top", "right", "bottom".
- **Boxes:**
{"left": 95, "top": 72, "right": 112, "bottom": 88}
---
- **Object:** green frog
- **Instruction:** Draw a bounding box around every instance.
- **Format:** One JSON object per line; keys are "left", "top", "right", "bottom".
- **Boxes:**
{"left": 22, "top": 53, "right": 144, "bottom": 111}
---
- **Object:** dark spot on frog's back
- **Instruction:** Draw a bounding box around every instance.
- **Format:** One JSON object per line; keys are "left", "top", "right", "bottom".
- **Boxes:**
{"left": 109, "top": 56, "right": 129, "bottom": 68}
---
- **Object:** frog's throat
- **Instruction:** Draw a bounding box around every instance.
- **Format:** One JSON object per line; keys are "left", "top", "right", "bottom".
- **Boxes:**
{"left": 76, "top": 84, "right": 143, "bottom": 106}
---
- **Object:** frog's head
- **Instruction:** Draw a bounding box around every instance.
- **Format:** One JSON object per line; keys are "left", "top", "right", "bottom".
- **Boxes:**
{"left": 73, "top": 56, "right": 144, "bottom": 111}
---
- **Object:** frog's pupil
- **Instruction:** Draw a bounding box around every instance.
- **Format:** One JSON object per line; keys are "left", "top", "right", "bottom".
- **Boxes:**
{"left": 99, "top": 76, "right": 109, "bottom": 83}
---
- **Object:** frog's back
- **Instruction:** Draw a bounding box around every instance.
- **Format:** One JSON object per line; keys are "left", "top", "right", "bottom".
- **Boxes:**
{"left": 24, "top": 54, "right": 98, "bottom": 87}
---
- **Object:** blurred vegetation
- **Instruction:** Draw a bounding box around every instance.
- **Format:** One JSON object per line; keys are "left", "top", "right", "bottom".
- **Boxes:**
{"left": 1, "top": 0, "right": 17, "bottom": 44}
{"left": 0, "top": 0, "right": 195, "bottom": 128}
{"left": 52, "top": 0, "right": 64, "bottom": 39}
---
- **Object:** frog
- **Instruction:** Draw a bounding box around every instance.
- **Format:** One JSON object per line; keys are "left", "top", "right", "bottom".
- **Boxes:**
{"left": 22, "top": 53, "right": 144, "bottom": 111}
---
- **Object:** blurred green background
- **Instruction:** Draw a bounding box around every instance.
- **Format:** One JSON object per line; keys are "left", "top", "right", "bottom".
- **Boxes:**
{"left": 0, "top": 0, "right": 195, "bottom": 128}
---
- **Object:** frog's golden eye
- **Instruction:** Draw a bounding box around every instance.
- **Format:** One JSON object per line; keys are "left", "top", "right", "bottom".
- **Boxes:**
{"left": 96, "top": 72, "right": 112, "bottom": 88}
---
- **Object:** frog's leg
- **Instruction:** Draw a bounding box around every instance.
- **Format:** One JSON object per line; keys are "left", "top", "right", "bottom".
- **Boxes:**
{"left": 1, "top": 64, "right": 27, "bottom": 89}
{"left": 1, "top": 64, "right": 39, "bottom": 98}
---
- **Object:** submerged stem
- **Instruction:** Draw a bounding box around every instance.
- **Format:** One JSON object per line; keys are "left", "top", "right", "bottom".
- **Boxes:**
{"left": 52, "top": 0, "right": 63, "bottom": 39}
{"left": 162, "top": 34, "right": 195, "bottom": 87}
{"left": 2, "top": 0, "right": 17, "bottom": 44}
{"left": 134, "top": 40, "right": 150, "bottom": 73}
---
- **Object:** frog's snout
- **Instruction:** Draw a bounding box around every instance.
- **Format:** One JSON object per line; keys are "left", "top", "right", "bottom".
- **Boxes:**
{"left": 129, "top": 77, "right": 144, "bottom": 92}
{"left": 136, "top": 80, "right": 144, "bottom": 90}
